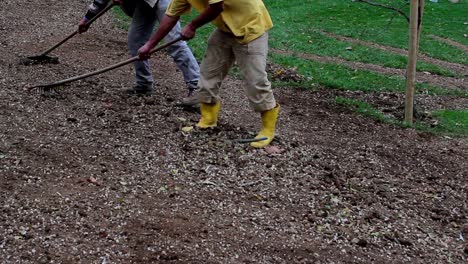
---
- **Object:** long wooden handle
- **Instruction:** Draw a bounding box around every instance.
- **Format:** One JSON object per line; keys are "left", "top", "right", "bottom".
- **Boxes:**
{"left": 39, "top": 3, "right": 116, "bottom": 57}
{"left": 30, "top": 37, "right": 182, "bottom": 89}
{"left": 39, "top": 31, "right": 79, "bottom": 57}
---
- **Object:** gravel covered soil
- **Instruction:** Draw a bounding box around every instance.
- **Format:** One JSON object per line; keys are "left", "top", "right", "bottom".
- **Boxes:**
{"left": 1, "top": 1, "right": 467, "bottom": 263}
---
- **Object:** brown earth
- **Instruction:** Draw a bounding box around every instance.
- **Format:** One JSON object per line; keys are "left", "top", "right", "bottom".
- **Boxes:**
{"left": 1, "top": 1, "right": 467, "bottom": 263}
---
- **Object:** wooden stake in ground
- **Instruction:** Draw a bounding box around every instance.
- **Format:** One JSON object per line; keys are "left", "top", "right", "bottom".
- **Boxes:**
{"left": 405, "top": 0, "right": 425, "bottom": 124}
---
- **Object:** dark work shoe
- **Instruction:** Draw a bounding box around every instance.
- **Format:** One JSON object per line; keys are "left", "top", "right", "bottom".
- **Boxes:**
{"left": 124, "top": 86, "right": 154, "bottom": 96}
{"left": 179, "top": 80, "right": 200, "bottom": 107}
{"left": 179, "top": 88, "right": 200, "bottom": 107}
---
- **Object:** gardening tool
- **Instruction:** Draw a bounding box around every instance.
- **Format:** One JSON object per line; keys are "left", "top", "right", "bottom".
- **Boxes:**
{"left": 26, "top": 37, "right": 183, "bottom": 92}
{"left": 20, "top": 3, "right": 116, "bottom": 65}
{"left": 237, "top": 137, "right": 268, "bottom": 144}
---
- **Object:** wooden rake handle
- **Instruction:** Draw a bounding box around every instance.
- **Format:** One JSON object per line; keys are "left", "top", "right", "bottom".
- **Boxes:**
{"left": 39, "top": 3, "right": 116, "bottom": 57}
{"left": 28, "top": 37, "right": 183, "bottom": 90}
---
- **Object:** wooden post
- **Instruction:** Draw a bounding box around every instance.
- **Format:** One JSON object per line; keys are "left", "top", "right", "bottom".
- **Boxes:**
{"left": 404, "top": 0, "right": 420, "bottom": 124}
{"left": 417, "top": 0, "right": 425, "bottom": 46}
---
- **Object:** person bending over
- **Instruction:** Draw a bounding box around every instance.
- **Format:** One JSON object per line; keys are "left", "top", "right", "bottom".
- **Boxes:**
{"left": 138, "top": 0, "right": 280, "bottom": 148}
{"left": 79, "top": 0, "right": 200, "bottom": 104}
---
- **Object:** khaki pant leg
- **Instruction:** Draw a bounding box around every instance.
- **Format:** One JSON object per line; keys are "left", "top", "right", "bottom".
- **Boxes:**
{"left": 197, "top": 29, "right": 235, "bottom": 104}
{"left": 233, "top": 32, "right": 276, "bottom": 112}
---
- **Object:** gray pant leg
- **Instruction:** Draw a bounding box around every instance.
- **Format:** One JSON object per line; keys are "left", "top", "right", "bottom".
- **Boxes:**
{"left": 156, "top": 0, "right": 200, "bottom": 86}
{"left": 128, "top": 1, "right": 157, "bottom": 89}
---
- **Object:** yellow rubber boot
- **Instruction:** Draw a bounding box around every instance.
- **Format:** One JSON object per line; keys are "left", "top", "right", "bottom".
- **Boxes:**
{"left": 197, "top": 101, "right": 221, "bottom": 128}
{"left": 251, "top": 104, "right": 280, "bottom": 148}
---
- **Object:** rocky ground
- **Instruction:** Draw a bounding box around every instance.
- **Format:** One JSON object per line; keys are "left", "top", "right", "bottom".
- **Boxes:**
{"left": 1, "top": 0, "right": 467, "bottom": 263}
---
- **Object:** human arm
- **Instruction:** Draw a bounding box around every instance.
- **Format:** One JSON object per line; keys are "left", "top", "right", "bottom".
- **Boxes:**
{"left": 137, "top": 1, "right": 224, "bottom": 59}
{"left": 181, "top": 1, "right": 224, "bottom": 40}
{"left": 78, "top": 0, "right": 121, "bottom": 33}
{"left": 137, "top": 15, "right": 180, "bottom": 60}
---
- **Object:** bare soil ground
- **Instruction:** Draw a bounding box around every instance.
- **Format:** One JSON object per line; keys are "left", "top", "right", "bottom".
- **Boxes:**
{"left": 1, "top": 1, "right": 467, "bottom": 263}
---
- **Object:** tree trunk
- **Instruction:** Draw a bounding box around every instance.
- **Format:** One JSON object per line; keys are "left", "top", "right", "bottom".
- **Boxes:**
{"left": 404, "top": 0, "right": 423, "bottom": 124}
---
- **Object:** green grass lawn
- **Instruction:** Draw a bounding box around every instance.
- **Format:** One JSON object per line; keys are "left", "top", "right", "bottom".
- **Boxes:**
{"left": 272, "top": 29, "right": 457, "bottom": 77}
{"left": 179, "top": 0, "right": 466, "bottom": 82}
{"left": 270, "top": 52, "right": 467, "bottom": 97}
{"left": 268, "top": 0, "right": 467, "bottom": 64}
{"left": 113, "top": 0, "right": 467, "bottom": 136}
{"left": 112, "top": 6, "right": 131, "bottom": 29}
{"left": 430, "top": 110, "right": 468, "bottom": 136}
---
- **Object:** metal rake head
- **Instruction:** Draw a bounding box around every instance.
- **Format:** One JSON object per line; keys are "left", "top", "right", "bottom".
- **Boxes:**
{"left": 19, "top": 55, "right": 60, "bottom": 66}
{"left": 25, "top": 84, "right": 64, "bottom": 95}
{"left": 237, "top": 137, "right": 268, "bottom": 144}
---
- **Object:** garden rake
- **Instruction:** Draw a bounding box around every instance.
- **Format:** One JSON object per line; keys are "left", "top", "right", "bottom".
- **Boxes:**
{"left": 237, "top": 137, "right": 268, "bottom": 143}
{"left": 20, "top": 3, "right": 116, "bottom": 65}
{"left": 26, "top": 37, "right": 182, "bottom": 93}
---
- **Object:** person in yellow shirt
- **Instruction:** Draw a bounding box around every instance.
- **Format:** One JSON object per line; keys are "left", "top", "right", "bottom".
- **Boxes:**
{"left": 138, "top": 0, "right": 280, "bottom": 148}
